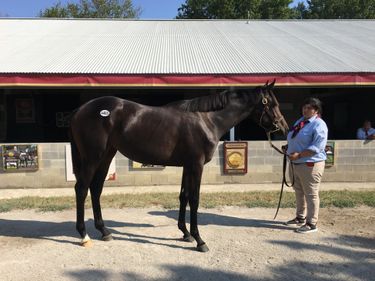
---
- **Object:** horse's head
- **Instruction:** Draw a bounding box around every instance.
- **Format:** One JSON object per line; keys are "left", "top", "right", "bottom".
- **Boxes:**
{"left": 252, "top": 80, "right": 289, "bottom": 135}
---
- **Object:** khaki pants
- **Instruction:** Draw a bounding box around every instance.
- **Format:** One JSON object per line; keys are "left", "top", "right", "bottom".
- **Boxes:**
{"left": 289, "top": 161, "right": 325, "bottom": 225}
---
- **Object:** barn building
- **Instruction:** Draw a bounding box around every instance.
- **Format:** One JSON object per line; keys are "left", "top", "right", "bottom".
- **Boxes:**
{"left": 1, "top": 18, "right": 375, "bottom": 188}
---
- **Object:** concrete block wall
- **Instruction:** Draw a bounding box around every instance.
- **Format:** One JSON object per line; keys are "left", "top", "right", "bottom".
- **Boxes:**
{"left": 1, "top": 140, "right": 375, "bottom": 188}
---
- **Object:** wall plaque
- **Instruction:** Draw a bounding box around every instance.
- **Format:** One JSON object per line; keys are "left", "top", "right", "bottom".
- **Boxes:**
{"left": 223, "top": 141, "right": 248, "bottom": 174}
{"left": 325, "top": 141, "right": 335, "bottom": 167}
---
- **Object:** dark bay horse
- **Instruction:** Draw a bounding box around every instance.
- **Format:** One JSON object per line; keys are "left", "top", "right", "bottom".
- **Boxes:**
{"left": 69, "top": 81, "right": 288, "bottom": 252}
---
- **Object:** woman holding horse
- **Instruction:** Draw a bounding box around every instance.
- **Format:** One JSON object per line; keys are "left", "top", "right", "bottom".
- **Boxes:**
{"left": 284, "top": 97, "right": 328, "bottom": 234}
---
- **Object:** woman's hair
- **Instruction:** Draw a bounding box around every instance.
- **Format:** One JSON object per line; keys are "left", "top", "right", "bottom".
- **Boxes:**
{"left": 302, "top": 97, "right": 323, "bottom": 114}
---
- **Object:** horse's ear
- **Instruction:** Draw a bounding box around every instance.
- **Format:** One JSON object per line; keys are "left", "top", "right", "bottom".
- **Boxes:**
{"left": 264, "top": 80, "right": 269, "bottom": 87}
{"left": 270, "top": 79, "right": 276, "bottom": 88}
{"left": 268, "top": 79, "right": 276, "bottom": 89}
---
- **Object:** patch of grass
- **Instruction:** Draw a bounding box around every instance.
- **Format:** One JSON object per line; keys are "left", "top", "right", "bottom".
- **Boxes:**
{"left": 0, "top": 196, "right": 76, "bottom": 212}
{"left": 0, "top": 190, "right": 374, "bottom": 213}
{"left": 320, "top": 190, "right": 375, "bottom": 208}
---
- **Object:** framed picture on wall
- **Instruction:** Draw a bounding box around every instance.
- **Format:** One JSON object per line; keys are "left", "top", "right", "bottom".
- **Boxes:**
{"left": 15, "top": 98, "right": 35, "bottom": 123}
{"left": 2, "top": 144, "right": 39, "bottom": 172}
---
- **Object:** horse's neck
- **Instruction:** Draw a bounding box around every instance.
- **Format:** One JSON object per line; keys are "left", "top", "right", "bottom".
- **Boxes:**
{"left": 209, "top": 101, "right": 254, "bottom": 139}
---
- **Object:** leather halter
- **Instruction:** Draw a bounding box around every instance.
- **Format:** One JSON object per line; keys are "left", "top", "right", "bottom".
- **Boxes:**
{"left": 258, "top": 91, "right": 285, "bottom": 134}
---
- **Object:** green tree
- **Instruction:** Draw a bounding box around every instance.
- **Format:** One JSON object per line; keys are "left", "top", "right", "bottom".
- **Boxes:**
{"left": 39, "top": 0, "right": 142, "bottom": 18}
{"left": 176, "top": 0, "right": 216, "bottom": 19}
{"left": 232, "top": 0, "right": 262, "bottom": 19}
{"left": 176, "top": 0, "right": 293, "bottom": 19}
{"left": 306, "top": 0, "right": 375, "bottom": 19}
{"left": 258, "top": 0, "right": 293, "bottom": 19}
{"left": 290, "top": 1, "right": 309, "bottom": 19}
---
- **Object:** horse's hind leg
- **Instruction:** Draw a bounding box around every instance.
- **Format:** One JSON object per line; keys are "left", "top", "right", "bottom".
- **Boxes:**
{"left": 75, "top": 180, "right": 88, "bottom": 242}
{"left": 75, "top": 163, "right": 97, "bottom": 245}
{"left": 90, "top": 147, "right": 117, "bottom": 241}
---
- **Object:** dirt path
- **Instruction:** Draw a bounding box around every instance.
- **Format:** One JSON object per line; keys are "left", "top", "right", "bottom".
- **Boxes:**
{"left": 0, "top": 207, "right": 374, "bottom": 281}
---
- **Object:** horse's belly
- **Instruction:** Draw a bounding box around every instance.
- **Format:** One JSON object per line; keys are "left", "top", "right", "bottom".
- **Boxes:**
{"left": 116, "top": 140, "right": 182, "bottom": 167}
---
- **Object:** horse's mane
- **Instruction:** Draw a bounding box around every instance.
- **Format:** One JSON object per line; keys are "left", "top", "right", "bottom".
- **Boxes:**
{"left": 166, "top": 90, "right": 230, "bottom": 112}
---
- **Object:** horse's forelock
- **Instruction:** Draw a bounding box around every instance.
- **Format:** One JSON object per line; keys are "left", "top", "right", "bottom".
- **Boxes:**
{"left": 252, "top": 85, "right": 279, "bottom": 107}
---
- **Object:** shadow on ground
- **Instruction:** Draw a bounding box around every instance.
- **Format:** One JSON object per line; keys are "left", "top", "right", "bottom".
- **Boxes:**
{"left": 66, "top": 233, "right": 375, "bottom": 281}
{"left": 149, "top": 209, "right": 293, "bottom": 230}
{"left": 0, "top": 218, "right": 153, "bottom": 244}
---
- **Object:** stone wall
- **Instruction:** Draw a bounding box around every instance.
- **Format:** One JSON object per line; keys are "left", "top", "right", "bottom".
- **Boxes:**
{"left": 1, "top": 140, "right": 375, "bottom": 189}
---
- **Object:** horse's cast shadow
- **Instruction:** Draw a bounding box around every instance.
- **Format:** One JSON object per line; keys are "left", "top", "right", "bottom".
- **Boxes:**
{"left": 0, "top": 211, "right": 292, "bottom": 249}
{"left": 149, "top": 210, "right": 293, "bottom": 230}
{"left": 0, "top": 217, "right": 195, "bottom": 250}
{"left": 0, "top": 218, "right": 153, "bottom": 245}
{"left": 108, "top": 211, "right": 294, "bottom": 250}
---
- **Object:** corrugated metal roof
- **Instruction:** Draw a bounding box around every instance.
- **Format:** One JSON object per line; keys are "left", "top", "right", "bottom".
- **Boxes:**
{"left": 0, "top": 18, "right": 375, "bottom": 74}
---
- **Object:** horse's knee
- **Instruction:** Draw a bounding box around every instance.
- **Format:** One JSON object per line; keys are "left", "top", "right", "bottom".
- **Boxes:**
{"left": 179, "top": 191, "right": 188, "bottom": 201}
{"left": 75, "top": 183, "right": 89, "bottom": 199}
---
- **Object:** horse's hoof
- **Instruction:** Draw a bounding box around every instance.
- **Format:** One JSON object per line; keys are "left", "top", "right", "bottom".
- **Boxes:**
{"left": 183, "top": 234, "right": 194, "bottom": 242}
{"left": 197, "top": 243, "right": 209, "bottom": 252}
{"left": 81, "top": 239, "right": 93, "bottom": 248}
{"left": 80, "top": 234, "right": 92, "bottom": 247}
{"left": 102, "top": 234, "right": 113, "bottom": 241}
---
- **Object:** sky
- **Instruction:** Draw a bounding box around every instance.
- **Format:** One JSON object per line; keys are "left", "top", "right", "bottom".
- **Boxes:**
{"left": 0, "top": 0, "right": 304, "bottom": 19}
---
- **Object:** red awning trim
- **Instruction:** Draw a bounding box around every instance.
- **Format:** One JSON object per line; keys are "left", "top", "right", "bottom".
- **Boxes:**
{"left": 0, "top": 73, "right": 375, "bottom": 87}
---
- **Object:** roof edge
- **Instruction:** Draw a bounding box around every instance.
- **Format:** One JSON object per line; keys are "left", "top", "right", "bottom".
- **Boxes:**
{"left": 1, "top": 73, "right": 375, "bottom": 88}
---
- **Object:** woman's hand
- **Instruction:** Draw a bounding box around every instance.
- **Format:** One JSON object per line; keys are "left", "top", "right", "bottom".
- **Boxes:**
{"left": 288, "top": 152, "right": 300, "bottom": 161}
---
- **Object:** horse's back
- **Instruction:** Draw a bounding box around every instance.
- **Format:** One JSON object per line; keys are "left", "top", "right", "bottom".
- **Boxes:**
{"left": 70, "top": 96, "right": 218, "bottom": 166}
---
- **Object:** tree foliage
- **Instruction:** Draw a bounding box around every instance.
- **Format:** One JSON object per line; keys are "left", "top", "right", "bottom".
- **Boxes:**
{"left": 39, "top": 0, "right": 142, "bottom": 18}
{"left": 176, "top": 0, "right": 293, "bottom": 19}
{"left": 306, "top": 0, "right": 375, "bottom": 19}
{"left": 177, "top": 0, "right": 375, "bottom": 19}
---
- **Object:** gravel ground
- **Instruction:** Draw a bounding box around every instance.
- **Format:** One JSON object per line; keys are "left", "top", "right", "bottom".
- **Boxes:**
{"left": 0, "top": 206, "right": 374, "bottom": 281}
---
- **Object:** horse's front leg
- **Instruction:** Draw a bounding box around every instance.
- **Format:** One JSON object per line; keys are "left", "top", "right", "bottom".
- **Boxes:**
{"left": 178, "top": 169, "right": 194, "bottom": 242}
{"left": 186, "top": 163, "right": 209, "bottom": 252}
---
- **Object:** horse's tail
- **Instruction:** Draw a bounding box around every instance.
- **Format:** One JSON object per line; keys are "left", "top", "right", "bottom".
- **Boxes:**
{"left": 68, "top": 110, "right": 81, "bottom": 179}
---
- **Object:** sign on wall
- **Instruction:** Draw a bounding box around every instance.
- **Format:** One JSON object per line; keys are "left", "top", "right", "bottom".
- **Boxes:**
{"left": 131, "top": 160, "right": 165, "bottom": 170}
{"left": 325, "top": 141, "right": 335, "bottom": 167}
{"left": 223, "top": 142, "right": 248, "bottom": 174}
{"left": 56, "top": 112, "right": 72, "bottom": 128}
{"left": 15, "top": 98, "right": 35, "bottom": 123}
{"left": 1, "top": 144, "right": 39, "bottom": 172}
{"left": 65, "top": 144, "right": 116, "bottom": 181}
